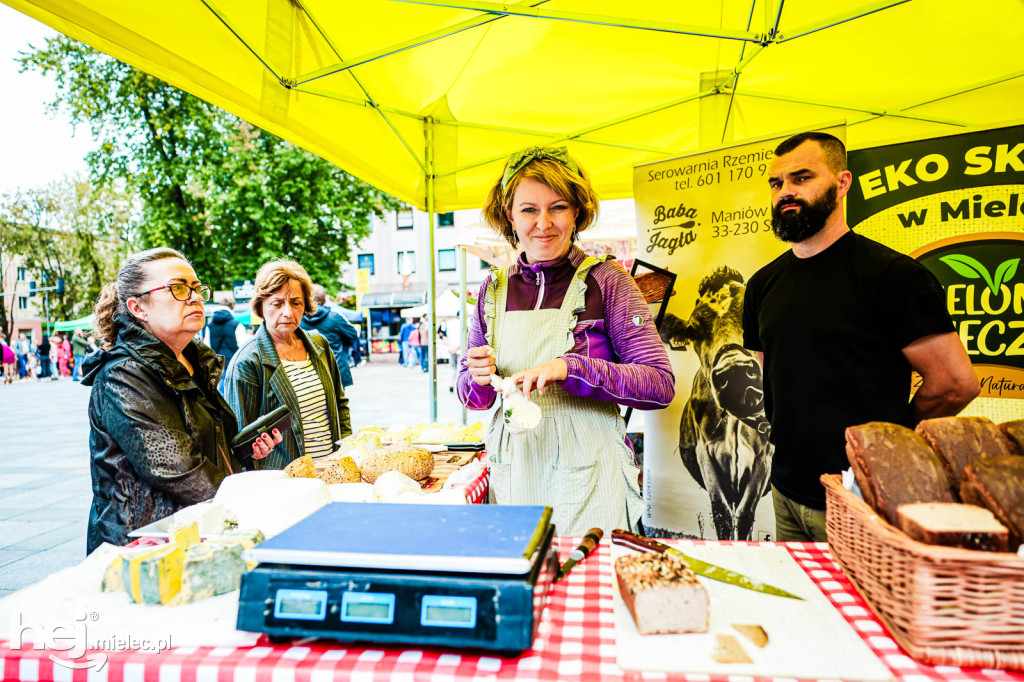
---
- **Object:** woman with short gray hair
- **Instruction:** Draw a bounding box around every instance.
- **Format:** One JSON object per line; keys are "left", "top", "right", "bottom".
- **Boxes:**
{"left": 224, "top": 259, "right": 352, "bottom": 469}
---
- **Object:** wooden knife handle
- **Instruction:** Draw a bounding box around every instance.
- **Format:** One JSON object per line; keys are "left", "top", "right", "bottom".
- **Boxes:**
{"left": 610, "top": 529, "right": 672, "bottom": 554}
{"left": 577, "top": 528, "right": 604, "bottom": 558}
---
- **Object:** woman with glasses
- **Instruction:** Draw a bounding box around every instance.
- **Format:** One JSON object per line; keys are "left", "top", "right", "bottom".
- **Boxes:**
{"left": 81, "top": 247, "right": 281, "bottom": 553}
{"left": 224, "top": 259, "right": 352, "bottom": 470}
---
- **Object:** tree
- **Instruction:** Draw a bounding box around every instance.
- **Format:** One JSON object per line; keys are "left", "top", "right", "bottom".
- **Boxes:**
{"left": 19, "top": 37, "right": 400, "bottom": 290}
{"left": 0, "top": 176, "right": 135, "bottom": 327}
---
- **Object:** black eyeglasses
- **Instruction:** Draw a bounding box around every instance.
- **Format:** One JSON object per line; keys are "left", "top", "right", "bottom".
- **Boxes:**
{"left": 134, "top": 283, "right": 213, "bottom": 302}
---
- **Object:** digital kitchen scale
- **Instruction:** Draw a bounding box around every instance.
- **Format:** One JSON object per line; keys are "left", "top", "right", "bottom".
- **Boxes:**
{"left": 237, "top": 503, "right": 558, "bottom": 654}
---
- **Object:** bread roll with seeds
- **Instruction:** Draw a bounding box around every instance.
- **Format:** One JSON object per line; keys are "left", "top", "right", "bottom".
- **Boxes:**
{"left": 360, "top": 444, "right": 434, "bottom": 483}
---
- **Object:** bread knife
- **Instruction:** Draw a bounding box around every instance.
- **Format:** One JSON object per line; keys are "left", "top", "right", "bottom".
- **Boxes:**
{"left": 611, "top": 529, "right": 803, "bottom": 600}
{"left": 554, "top": 528, "right": 603, "bottom": 583}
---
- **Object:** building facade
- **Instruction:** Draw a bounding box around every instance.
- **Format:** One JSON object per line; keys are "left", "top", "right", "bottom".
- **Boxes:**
{"left": 0, "top": 253, "right": 47, "bottom": 343}
{"left": 342, "top": 207, "right": 491, "bottom": 347}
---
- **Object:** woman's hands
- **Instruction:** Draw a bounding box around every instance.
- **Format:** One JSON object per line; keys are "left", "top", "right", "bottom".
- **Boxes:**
{"left": 465, "top": 346, "right": 496, "bottom": 386}
{"left": 511, "top": 358, "right": 567, "bottom": 398}
{"left": 466, "top": 346, "right": 568, "bottom": 397}
{"left": 250, "top": 428, "right": 283, "bottom": 460}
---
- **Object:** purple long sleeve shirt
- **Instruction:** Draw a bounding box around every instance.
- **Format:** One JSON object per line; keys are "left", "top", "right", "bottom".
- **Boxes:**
{"left": 456, "top": 246, "right": 675, "bottom": 411}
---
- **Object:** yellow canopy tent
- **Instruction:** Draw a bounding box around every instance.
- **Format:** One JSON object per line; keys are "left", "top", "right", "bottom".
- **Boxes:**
{"left": 7, "top": 0, "right": 1023, "bottom": 417}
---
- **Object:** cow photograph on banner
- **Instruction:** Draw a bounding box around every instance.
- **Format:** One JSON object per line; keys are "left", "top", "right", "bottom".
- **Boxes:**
{"left": 632, "top": 126, "right": 845, "bottom": 541}
{"left": 846, "top": 122, "right": 1024, "bottom": 423}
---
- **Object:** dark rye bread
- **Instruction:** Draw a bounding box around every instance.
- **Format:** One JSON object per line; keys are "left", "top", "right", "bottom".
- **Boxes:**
{"left": 916, "top": 417, "right": 1016, "bottom": 492}
{"left": 960, "top": 456, "right": 1024, "bottom": 551}
{"left": 845, "top": 422, "right": 955, "bottom": 526}
{"left": 896, "top": 502, "right": 1009, "bottom": 552}
{"left": 999, "top": 419, "right": 1024, "bottom": 455}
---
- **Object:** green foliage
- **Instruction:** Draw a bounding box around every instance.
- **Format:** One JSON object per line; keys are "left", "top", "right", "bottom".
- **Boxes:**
{"left": 0, "top": 177, "right": 134, "bottom": 330}
{"left": 18, "top": 36, "right": 400, "bottom": 291}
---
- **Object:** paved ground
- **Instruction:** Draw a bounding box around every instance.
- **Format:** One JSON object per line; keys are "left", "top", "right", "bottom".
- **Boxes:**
{"left": 0, "top": 353, "right": 494, "bottom": 599}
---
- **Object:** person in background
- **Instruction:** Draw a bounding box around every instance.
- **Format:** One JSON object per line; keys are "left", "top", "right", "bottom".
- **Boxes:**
{"left": 37, "top": 334, "right": 52, "bottom": 380}
{"left": 25, "top": 352, "right": 39, "bottom": 379}
{"left": 14, "top": 333, "right": 32, "bottom": 379}
{"left": 300, "top": 285, "right": 358, "bottom": 388}
{"left": 407, "top": 318, "right": 423, "bottom": 371}
{"left": 1, "top": 333, "right": 16, "bottom": 384}
{"left": 224, "top": 260, "right": 352, "bottom": 469}
{"left": 204, "top": 296, "right": 248, "bottom": 389}
{"left": 350, "top": 324, "right": 364, "bottom": 367}
{"left": 81, "top": 247, "right": 281, "bottom": 553}
{"left": 398, "top": 317, "right": 415, "bottom": 367}
{"left": 438, "top": 323, "right": 461, "bottom": 392}
{"left": 48, "top": 334, "right": 60, "bottom": 380}
{"left": 457, "top": 145, "right": 675, "bottom": 535}
{"left": 71, "top": 329, "right": 89, "bottom": 381}
{"left": 743, "top": 131, "right": 979, "bottom": 542}
{"left": 417, "top": 317, "right": 432, "bottom": 372}
{"left": 87, "top": 335, "right": 99, "bottom": 354}
{"left": 57, "top": 333, "right": 72, "bottom": 377}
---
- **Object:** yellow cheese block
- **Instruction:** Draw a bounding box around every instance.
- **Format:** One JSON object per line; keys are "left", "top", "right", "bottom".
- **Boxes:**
{"left": 170, "top": 522, "right": 200, "bottom": 549}
{"left": 101, "top": 556, "right": 123, "bottom": 592}
{"left": 122, "top": 543, "right": 185, "bottom": 605}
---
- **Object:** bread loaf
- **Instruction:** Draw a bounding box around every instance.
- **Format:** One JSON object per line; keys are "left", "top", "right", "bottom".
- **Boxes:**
{"left": 360, "top": 444, "right": 434, "bottom": 483}
{"left": 317, "top": 457, "right": 361, "bottom": 484}
{"left": 896, "top": 502, "right": 1009, "bottom": 552}
{"left": 845, "top": 422, "right": 954, "bottom": 525}
{"left": 960, "top": 456, "right": 1024, "bottom": 551}
{"left": 283, "top": 455, "right": 316, "bottom": 478}
{"left": 999, "top": 419, "right": 1024, "bottom": 455}
{"left": 916, "top": 417, "right": 1015, "bottom": 491}
{"left": 615, "top": 551, "right": 709, "bottom": 635}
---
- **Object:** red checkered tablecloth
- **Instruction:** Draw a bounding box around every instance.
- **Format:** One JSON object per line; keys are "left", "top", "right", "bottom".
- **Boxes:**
{"left": 2, "top": 539, "right": 1022, "bottom": 682}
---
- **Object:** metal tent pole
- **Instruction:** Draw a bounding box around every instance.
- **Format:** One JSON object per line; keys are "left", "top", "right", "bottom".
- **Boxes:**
{"left": 459, "top": 245, "right": 468, "bottom": 425}
{"left": 426, "top": 117, "right": 438, "bottom": 423}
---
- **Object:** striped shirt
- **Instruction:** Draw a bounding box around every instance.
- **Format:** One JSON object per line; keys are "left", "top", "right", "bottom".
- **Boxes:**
{"left": 281, "top": 358, "right": 334, "bottom": 458}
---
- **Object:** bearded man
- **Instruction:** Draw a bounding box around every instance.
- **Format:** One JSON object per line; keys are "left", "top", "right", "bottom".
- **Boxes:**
{"left": 741, "top": 131, "right": 979, "bottom": 542}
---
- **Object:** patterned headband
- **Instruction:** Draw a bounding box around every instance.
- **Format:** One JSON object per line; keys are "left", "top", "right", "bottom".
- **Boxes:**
{"left": 500, "top": 146, "right": 579, "bottom": 192}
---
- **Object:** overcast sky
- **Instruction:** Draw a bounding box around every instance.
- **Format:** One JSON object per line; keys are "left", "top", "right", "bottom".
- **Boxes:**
{"left": 0, "top": 4, "right": 96, "bottom": 196}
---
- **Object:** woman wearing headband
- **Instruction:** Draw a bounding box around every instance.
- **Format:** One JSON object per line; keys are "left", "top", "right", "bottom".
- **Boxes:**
{"left": 456, "top": 146, "right": 674, "bottom": 535}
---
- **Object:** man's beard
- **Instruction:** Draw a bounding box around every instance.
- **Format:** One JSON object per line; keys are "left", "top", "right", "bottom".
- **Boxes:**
{"left": 770, "top": 183, "right": 838, "bottom": 243}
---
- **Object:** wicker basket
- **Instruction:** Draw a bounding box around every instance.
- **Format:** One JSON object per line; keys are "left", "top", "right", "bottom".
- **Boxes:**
{"left": 821, "top": 473, "right": 1024, "bottom": 671}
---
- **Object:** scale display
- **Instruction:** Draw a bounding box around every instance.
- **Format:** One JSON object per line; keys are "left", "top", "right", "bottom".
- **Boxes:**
{"left": 421, "top": 595, "right": 477, "bottom": 629}
{"left": 341, "top": 592, "right": 395, "bottom": 624}
{"left": 273, "top": 589, "right": 327, "bottom": 621}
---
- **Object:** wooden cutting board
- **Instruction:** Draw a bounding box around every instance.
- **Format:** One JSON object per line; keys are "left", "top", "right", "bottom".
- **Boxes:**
{"left": 613, "top": 543, "right": 893, "bottom": 680}
{"left": 420, "top": 451, "right": 480, "bottom": 492}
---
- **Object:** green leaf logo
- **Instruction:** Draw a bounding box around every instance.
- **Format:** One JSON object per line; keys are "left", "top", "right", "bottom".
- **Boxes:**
{"left": 940, "top": 255, "right": 1020, "bottom": 295}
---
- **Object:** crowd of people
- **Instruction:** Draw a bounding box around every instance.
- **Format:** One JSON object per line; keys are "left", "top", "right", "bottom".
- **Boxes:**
{"left": 0, "top": 328, "right": 97, "bottom": 383}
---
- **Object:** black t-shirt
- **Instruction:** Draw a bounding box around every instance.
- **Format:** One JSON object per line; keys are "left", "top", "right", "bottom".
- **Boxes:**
{"left": 742, "top": 231, "right": 954, "bottom": 509}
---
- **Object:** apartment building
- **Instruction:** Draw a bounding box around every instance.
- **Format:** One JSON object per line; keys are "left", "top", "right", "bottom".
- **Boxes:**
{"left": 341, "top": 207, "right": 492, "bottom": 346}
{"left": 0, "top": 253, "right": 48, "bottom": 343}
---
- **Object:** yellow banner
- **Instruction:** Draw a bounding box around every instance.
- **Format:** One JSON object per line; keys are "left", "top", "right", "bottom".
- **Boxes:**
{"left": 355, "top": 268, "right": 371, "bottom": 310}
{"left": 632, "top": 126, "right": 844, "bottom": 540}
{"left": 848, "top": 123, "right": 1024, "bottom": 422}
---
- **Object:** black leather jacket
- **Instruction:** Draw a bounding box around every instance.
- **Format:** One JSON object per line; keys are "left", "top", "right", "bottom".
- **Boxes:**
{"left": 81, "top": 315, "right": 242, "bottom": 554}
